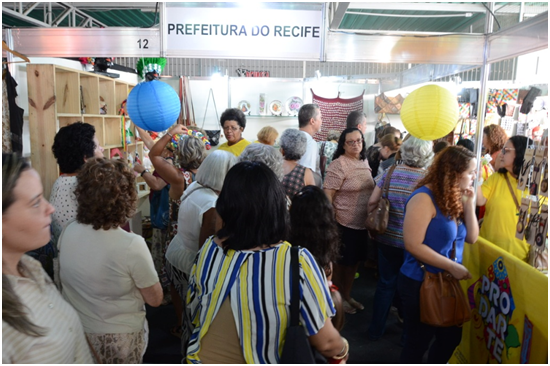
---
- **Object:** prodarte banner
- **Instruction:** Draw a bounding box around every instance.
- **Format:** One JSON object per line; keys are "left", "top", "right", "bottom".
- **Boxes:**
{"left": 449, "top": 237, "right": 548, "bottom": 364}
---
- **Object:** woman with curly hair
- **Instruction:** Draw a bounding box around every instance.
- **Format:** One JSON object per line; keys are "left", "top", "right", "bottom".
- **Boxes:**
{"left": 477, "top": 136, "right": 533, "bottom": 262}
{"left": 59, "top": 158, "right": 162, "bottom": 364}
{"left": 324, "top": 127, "right": 375, "bottom": 314}
{"left": 399, "top": 146, "right": 478, "bottom": 363}
{"left": 2, "top": 153, "right": 92, "bottom": 364}
{"left": 482, "top": 124, "right": 508, "bottom": 170}
{"left": 289, "top": 185, "right": 344, "bottom": 331}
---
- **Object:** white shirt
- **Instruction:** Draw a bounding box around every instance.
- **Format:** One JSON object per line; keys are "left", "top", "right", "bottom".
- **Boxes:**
{"left": 49, "top": 175, "right": 78, "bottom": 246}
{"left": 166, "top": 182, "right": 218, "bottom": 275}
{"left": 2, "top": 255, "right": 93, "bottom": 364}
{"left": 59, "top": 222, "right": 159, "bottom": 334}
{"left": 298, "top": 131, "right": 319, "bottom": 173}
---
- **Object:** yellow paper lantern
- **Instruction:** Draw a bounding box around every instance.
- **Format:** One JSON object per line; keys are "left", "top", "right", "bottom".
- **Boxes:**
{"left": 401, "top": 84, "right": 459, "bottom": 140}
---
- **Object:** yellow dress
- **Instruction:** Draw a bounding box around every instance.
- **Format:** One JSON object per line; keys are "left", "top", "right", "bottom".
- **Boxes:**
{"left": 480, "top": 171, "right": 529, "bottom": 261}
{"left": 217, "top": 139, "right": 251, "bottom": 157}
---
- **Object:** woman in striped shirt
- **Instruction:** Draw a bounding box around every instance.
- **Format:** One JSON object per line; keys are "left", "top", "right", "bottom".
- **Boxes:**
{"left": 186, "top": 161, "right": 349, "bottom": 363}
{"left": 2, "top": 153, "right": 92, "bottom": 364}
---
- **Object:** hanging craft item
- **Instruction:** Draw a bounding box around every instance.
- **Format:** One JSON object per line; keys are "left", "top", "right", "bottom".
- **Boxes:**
{"left": 311, "top": 89, "right": 364, "bottom": 142}
{"left": 201, "top": 88, "right": 221, "bottom": 146}
{"left": 401, "top": 84, "right": 458, "bottom": 141}
{"left": 374, "top": 93, "right": 404, "bottom": 114}
{"left": 516, "top": 198, "right": 530, "bottom": 240}
{"left": 127, "top": 58, "right": 180, "bottom": 132}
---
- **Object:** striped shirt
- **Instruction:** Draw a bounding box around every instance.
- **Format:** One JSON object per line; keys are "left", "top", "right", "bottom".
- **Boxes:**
{"left": 2, "top": 255, "right": 93, "bottom": 364}
{"left": 373, "top": 165, "right": 427, "bottom": 248}
{"left": 186, "top": 237, "right": 335, "bottom": 364}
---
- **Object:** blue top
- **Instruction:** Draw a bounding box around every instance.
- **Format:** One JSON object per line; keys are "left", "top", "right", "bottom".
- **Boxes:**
{"left": 400, "top": 186, "right": 467, "bottom": 282}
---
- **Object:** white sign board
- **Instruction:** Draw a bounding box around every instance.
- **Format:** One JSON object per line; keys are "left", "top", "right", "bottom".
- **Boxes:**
{"left": 165, "top": 7, "right": 323, "bottom": 60}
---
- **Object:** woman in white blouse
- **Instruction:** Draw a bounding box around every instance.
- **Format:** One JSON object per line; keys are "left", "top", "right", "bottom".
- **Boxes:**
{"left": 2, "top": 153, "right": 92, "bottom": 364}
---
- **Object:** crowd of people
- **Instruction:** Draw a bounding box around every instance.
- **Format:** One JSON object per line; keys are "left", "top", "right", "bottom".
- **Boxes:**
{"left": 2, "top": 102, "right": 544, "bottom": 364}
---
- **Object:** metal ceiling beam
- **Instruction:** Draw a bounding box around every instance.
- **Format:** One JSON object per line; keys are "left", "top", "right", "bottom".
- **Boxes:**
{"left": 1, "top": 6, "right": 51, "bottom": 27}
{"left": 348, "top": 2, "right": 487, "bottom": 13}
{"left": 56, "top": 2, "right": 107, "bottom": 27}
{"left": 329, "top": 2, "right": 350, "bottom": 29}
{"left": 487, "top": 10, "right": 548, "bottom": 64}
{"left": 23, "top": 3, "right": 40, "bottom": 16}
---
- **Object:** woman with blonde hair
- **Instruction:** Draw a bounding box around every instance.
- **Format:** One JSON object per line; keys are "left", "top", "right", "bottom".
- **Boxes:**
{"left": 256, "top": 126, "right": 279, "bottom": 146}
{"left": 399, "top": 146, "right": 478, "bottom": 363}
{"left": 2, "top": 153, "right": 92, "bottom": 363}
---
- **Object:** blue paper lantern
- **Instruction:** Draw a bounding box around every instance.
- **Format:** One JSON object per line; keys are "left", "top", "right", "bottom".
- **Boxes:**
{"left": 127, "top": 80, "right": 181, "bottom": 132}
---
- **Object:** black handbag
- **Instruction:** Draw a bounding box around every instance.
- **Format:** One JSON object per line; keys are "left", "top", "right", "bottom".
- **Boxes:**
{"left": 204, "top": 130, "right": 221, "bottom": 146}
{"left": 280, "top": 246, "right": 327, "bottom": 364}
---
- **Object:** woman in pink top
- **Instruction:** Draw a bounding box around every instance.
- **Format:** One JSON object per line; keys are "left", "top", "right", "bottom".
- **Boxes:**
{"left": 324, "top": 128, "right": 375, "bottom": 314}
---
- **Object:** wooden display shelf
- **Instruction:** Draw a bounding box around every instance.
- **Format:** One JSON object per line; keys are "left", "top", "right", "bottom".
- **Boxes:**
{"left": 27, "top": 64, "right": 135, "bottom": 200}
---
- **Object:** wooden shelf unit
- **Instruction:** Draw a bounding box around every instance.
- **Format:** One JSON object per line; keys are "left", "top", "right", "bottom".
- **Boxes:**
{"left": 27, "top": 64, "right": 140, "bottom": 200}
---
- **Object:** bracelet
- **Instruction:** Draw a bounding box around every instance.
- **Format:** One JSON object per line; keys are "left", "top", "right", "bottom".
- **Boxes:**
{"left": 167, "top": 132, "right": 173, "bottom": 138}
{"left": 140, "top": 169, "right": 150, "bottom": 177}
{"left": 332, "top": 337, "right": 349, "bottom": 360}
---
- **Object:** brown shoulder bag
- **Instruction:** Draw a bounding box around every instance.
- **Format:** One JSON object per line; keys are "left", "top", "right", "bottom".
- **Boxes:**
{"left": 365, "top": 165, "right": 396, "bottom": 234}
{"left": 419, "top": 232, "right": 471, "bottom": 327}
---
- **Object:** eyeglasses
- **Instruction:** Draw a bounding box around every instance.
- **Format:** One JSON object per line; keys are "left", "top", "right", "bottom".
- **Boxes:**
{"left": 345, "top": 139, "right": 363, "bottom": 146}
{"left": 501, "top": 147, "right": 516, "bottom": 155}
{"left": 223, "top": 125, "right": 241, "bottom": 132}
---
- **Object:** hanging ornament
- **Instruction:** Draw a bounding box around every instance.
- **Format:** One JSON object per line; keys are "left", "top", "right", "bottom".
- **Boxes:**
{"left": 400, "top": 85, "right": 459, "bottom": 141}
{"left": 127, "top": 80, "right": 181, "bottom": 132}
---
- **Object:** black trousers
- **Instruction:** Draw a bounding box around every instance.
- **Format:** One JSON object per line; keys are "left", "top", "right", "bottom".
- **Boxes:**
{"left": 398, "top": 272, "right": 463, "bottom": 364}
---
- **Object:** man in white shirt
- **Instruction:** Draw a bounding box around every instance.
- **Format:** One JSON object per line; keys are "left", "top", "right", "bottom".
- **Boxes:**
{"left": 298, "top": 104, "right": 323, "bottom": 186}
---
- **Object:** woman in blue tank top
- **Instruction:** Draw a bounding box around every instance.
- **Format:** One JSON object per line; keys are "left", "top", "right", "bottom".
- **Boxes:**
{"left": 398, "top": 146, "right": 479, "bottom": 364}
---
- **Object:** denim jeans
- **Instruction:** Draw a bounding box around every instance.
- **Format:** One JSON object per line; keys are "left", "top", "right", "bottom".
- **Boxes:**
{"left": 398, "top": 272, "right": 463, "bottom": 364}
{"left": 368, "top": 243, "right": 404, "bottom": 340}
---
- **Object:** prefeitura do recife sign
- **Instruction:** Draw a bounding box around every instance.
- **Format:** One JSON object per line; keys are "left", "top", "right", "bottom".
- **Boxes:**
{"left": 165, "top": 6, "right": 323, "bottom": 61}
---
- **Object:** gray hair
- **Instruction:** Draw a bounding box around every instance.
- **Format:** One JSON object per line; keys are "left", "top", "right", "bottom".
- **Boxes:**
{"left": 298, "top": 104, "right": 319, "bottom": 128}
{"left": 196, "top": 150, "right": 238, "bottom": 191}
{"left": 400, "top": 136, "right": 434, "bottom": 168}
{"left": 239, "top": 143, "right": 284, "bottom": 181}
{"left": 326, "top": 130, "right": 341, "bottom": 142}
{"left": 177, "top": 134, "right": 207, "bottom": 170}
{"left": 279, "top": 129, "right": 307, "bottom": 161}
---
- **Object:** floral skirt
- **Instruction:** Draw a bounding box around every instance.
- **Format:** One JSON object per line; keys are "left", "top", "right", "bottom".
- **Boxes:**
{"left": 86, "top": 328, "right": 146, "bottom": 364}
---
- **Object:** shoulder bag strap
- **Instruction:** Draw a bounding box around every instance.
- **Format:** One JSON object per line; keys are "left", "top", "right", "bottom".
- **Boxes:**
{"left": 289, "top": 246, "right": 300, "bottom": 327}
{"left": 504, "top": 173, "right": 521, "bottom": 211}
{"left": 382, "top": 164, "right": 397, "bottom": 199}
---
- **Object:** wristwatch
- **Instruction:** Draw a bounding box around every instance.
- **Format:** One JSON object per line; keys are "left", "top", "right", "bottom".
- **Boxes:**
{"left": 140, "top": 169, "right": 150, "bottom": 177}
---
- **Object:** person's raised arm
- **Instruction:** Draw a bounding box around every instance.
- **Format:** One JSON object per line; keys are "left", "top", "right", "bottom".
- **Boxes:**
{"left": 150, "top": 124, "right": 188, "bottom": 188}
{"left": 403, "top": 193, "right": 471, "bottom": 281}
{"left": 135, "top": 126, "right": 155, "bottom": 150}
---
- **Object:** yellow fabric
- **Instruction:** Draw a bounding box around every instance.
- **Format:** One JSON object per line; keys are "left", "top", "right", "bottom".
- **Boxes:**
{"left": 449, "top": 237, "right": 547, "bottom": 364}
{"left": 479, "top": 172, "right": 529, "bottom": 262}
{"left": 217, "top": 139, "right": 251, "bottom": 157}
